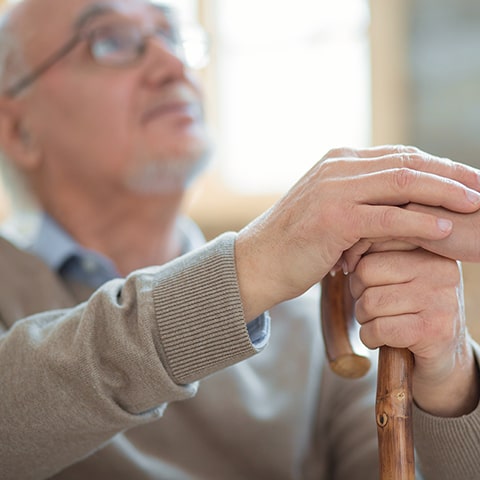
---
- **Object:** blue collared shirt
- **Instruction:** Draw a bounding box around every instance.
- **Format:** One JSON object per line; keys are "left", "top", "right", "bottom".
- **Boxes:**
{"left": 26, "top": 214, "right": 269, "bottom": 348}
{"left": 28, "top": 215, "right": 119, "bottom": 289}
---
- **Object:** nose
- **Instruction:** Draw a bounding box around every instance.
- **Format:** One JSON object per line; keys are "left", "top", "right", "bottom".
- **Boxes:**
{"left": 143, "top": 35, "right": 188, "bottom": 86}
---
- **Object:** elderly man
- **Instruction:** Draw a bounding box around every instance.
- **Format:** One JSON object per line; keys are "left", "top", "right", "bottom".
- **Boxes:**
{"left": 0, "top": 0, "right": 480, "bottom": 479}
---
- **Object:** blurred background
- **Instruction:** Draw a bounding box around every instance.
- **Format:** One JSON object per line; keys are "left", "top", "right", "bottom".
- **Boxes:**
{"left": 1, "top": 0, "right": 480, "bottom": 339}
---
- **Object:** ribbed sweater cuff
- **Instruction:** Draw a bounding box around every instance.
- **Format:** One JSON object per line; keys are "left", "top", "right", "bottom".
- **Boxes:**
{"left": 152, "top": 232, "right": 260, "bottom": 385}
{"left": 413, "top": 339, "right": 480, "bottom": 480}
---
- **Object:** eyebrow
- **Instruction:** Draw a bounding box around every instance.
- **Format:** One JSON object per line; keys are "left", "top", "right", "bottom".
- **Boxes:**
{"left": 74, "top": 4, "right": 117, "bottom": 31}
{"left": 73, "top": 2, "right": 172, "bottom": 31}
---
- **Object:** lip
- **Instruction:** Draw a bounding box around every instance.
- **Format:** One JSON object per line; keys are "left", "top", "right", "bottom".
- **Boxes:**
{"left": 141, "top": 101, "right": 200, "bottom": 124}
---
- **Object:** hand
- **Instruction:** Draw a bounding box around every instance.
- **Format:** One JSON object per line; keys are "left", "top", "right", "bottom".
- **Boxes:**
{"left": 235, "top": 145, "right": 480, "bottom": 320}
{"left": 349, "top": 248, "right": 480, "bottom": 416}
{"left": 402, "top": 203, "right": 480, "bottom": 262}
{"left": 342, "top": 204, "right": 480, "bottom": 272}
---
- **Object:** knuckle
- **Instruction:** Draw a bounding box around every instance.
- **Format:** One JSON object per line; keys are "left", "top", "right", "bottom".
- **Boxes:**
{"left": 359, "top": 323, "right": 378, "bottom": 349}
{"left": 393, "top": 144, "right": 419, "bottom": 154}
{"left": 392, "top": 167, "right": 417, "bottom": 190}
{"left": 352, "top": 257, "right": 369, "bottom": 282}
{"left": 404, "top": 145, "right": 421, "bottom": 154}
{"left": 354, "top": 298, "right": 369, "bottom": 323}
{"left": 391, "top": 145, "right": 421, "bottom": 165}
{"left": 357, "top": 289, "right": 376, "bottom": 318}
{"left": 323, "top": 146, "right": 352, "bottom": 161}
{"left": 324, "top": 147, "right": 341, "bottom": 159}
{"left": 354, "top": 298, "right": 365, "bottom": 321}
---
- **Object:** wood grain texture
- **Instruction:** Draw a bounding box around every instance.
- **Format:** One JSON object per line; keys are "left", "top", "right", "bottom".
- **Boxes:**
{"left": 376, "top": 347, "right": 415, "bottom": 480}
{"left": 321, "top": 274, "right": 416, "bottom": 479}
{"left": 321, "top": 273, "right": 371, "bottom": 378}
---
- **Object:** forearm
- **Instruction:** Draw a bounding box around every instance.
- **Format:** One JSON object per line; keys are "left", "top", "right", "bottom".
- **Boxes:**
{"left": 0, "top": 233, "right": 260, "bottom": 479}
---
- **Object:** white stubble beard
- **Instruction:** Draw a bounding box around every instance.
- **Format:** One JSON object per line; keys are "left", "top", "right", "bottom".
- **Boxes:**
{"left": 124, "top": 138, "right": 213, "bottom": 195}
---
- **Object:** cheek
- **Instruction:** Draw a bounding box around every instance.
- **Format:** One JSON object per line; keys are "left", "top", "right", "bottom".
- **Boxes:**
{"left": 38, "top": 72, "right": 133, "bottom": 128}
{"left": 31, "top": 88, "right": 133, "bottom": 159}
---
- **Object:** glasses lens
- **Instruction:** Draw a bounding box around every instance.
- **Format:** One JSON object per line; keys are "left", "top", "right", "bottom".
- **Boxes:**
{"left": 88, "top": 22, "right": 209, "bottom": 70}
{"left": 90, "top": 26, "right": 143, "bottom": 65}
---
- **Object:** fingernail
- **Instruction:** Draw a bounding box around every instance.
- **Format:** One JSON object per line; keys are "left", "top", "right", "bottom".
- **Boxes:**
{"left": 342, "top": 261, "right": 349, "bottom": 275}
{"left": 467, "top": 189, "right": 480, "bottom": 205}
{"left": 329, "top": 269, "right": 336, "bottom": 277}
{"left": 437, "top": 218, "right": 453, "bottom": 233}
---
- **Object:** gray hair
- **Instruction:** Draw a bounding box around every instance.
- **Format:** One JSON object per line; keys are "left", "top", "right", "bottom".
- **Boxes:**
{"left": 0, "top": 4, "right": 38, "bottom": 218}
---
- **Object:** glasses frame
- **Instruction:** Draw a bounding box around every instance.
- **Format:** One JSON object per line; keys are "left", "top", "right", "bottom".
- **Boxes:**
{"left": 3, "top": 21, "right": 208, "bottom": 98}
{"left": 5, "top": 31, "right": 87, "bottom": 97}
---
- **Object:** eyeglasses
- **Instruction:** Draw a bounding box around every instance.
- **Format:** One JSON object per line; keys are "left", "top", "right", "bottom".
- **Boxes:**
{"left": 4, "top": 21, "right": 209, "bottom": 98}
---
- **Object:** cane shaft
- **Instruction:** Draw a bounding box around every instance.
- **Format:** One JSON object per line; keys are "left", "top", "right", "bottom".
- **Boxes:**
{"left": 376, "top": 346, "right": 415, "bottom": 480}
{"left": 321, "top": 274, "right": 415, "bottom": 479}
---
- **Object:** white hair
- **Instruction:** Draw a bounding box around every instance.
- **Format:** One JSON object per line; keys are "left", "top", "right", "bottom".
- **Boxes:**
{"left": 0, "top": 3, "right": 39, "bottom": 219}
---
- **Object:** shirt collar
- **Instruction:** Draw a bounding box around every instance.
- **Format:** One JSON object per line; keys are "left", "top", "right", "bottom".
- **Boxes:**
{"left": 28, "top": 214, "right": 83, "bottom": 271}
{"left": 28, "top": 213, "right": 206, "bottom": 273}
{"left": 27, "top": 214, "right": 119, "bottom": 279}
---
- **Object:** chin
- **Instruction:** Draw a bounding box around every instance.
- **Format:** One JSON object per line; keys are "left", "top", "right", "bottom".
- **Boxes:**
{"left": 125, "top": 142, "right": 212, "bottom": 196}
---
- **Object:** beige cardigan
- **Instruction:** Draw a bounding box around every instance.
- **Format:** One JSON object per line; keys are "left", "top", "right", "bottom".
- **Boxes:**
{"left": 0, "top": 233, "right": 479, "bottom": 479}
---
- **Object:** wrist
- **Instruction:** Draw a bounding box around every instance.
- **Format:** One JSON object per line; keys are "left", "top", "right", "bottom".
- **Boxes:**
{"left": 235, "top": 227, "right": 281, "bottom": 322}
{"left": 413, "top": 343, "right": 480, "bottom": 417}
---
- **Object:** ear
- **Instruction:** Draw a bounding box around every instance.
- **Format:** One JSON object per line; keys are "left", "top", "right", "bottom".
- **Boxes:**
{"left": 0, "top": 97, "right": 41, "bottom": 171}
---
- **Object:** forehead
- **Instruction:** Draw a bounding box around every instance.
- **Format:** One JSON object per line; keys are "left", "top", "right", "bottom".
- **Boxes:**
{"left": 12, "top": 0, "right": 170, "bottom": 47}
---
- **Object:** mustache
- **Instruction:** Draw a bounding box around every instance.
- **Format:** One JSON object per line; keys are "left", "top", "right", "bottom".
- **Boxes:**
{"left": 142, "top": 85, "right": 204, "bottom": 120}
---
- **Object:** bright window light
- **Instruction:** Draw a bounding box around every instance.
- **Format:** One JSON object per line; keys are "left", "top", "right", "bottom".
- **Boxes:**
{"left": 213, "top": 0, "right": 372, "bottom": 194}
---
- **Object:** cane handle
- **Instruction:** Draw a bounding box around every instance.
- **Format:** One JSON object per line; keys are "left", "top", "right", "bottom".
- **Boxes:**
{"left": 321, "top": 273, "right": 371, "bottom": 378}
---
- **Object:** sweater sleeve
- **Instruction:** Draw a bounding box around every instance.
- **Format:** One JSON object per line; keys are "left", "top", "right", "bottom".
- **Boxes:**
{"left": 413, "top": 338, "right": 480, "bottom": 480}
{"left": 0, "top": 232, "right": 265, "bottom": 479}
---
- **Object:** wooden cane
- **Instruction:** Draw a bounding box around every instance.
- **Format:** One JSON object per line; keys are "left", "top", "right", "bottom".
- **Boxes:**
{"left": 321, "top": 272, "right": 415, "bottom": 480}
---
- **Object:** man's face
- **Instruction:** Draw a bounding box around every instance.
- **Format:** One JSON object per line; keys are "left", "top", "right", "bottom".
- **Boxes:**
{"left": 14, "top": 0, "right": 211, "bottom": 196}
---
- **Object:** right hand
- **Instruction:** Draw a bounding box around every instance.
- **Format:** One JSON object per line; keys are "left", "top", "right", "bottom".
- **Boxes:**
{"left": 235, "top": 145, "right": 480, "bottom": 321}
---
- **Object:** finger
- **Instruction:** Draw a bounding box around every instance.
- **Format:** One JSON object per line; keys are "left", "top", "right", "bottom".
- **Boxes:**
{"left": 351, "top": 168, "right": 480, "bottom": 213}
{"left": 350, "top": 250, "right": 459, "bottom": 299}
{"left": 342, "top": 239, "right": 418, "bottom": 273}
{"left": 340, "top": 239, "right": 373, "bottom": 274}
{"left": 322, "top": 145, "right": 480, "bottom": 191}
{"left": 352, "top": 205, "right": 453, "bottom": 242}
{"left": 359, "top": 314, "right": 421, "bottom": 350}
{"left": 355, "top": 283, "right": 420, "bottom": 323}
{"left": 379, "top": 153, "right": 479, "bottom": 191}
{"left": 403, "top": 204, "right": 480, "bottom": 262}
{"left": 321, "top": 145, "right": 420, "bottom": 161}
{"left": 362, "top": 240, "right": 418, "bottom": 253}
{"left": 359, "top": 300, "right": 459, "bottom": 353}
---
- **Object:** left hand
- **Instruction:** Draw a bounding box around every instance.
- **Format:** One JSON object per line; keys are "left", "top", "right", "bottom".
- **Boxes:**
{"left": 349, "top": 248, "right": 480, "bottom": 417}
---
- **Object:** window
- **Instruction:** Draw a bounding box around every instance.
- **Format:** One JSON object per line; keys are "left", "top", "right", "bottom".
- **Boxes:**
{"left": 209, "top": 0, "right": 372, "bottom": 194}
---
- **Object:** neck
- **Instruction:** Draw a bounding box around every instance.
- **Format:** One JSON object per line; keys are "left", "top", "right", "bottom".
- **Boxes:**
{"left": 45, "top": 191, "right": 186, "bottom": 276}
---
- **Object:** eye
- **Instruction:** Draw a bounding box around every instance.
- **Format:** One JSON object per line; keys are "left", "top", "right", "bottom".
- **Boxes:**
{"left": 152, "top": 23, "right": 180, "bottom": 49}
{"left": 90, "top": 26, "right": 142, "bottom": 65}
